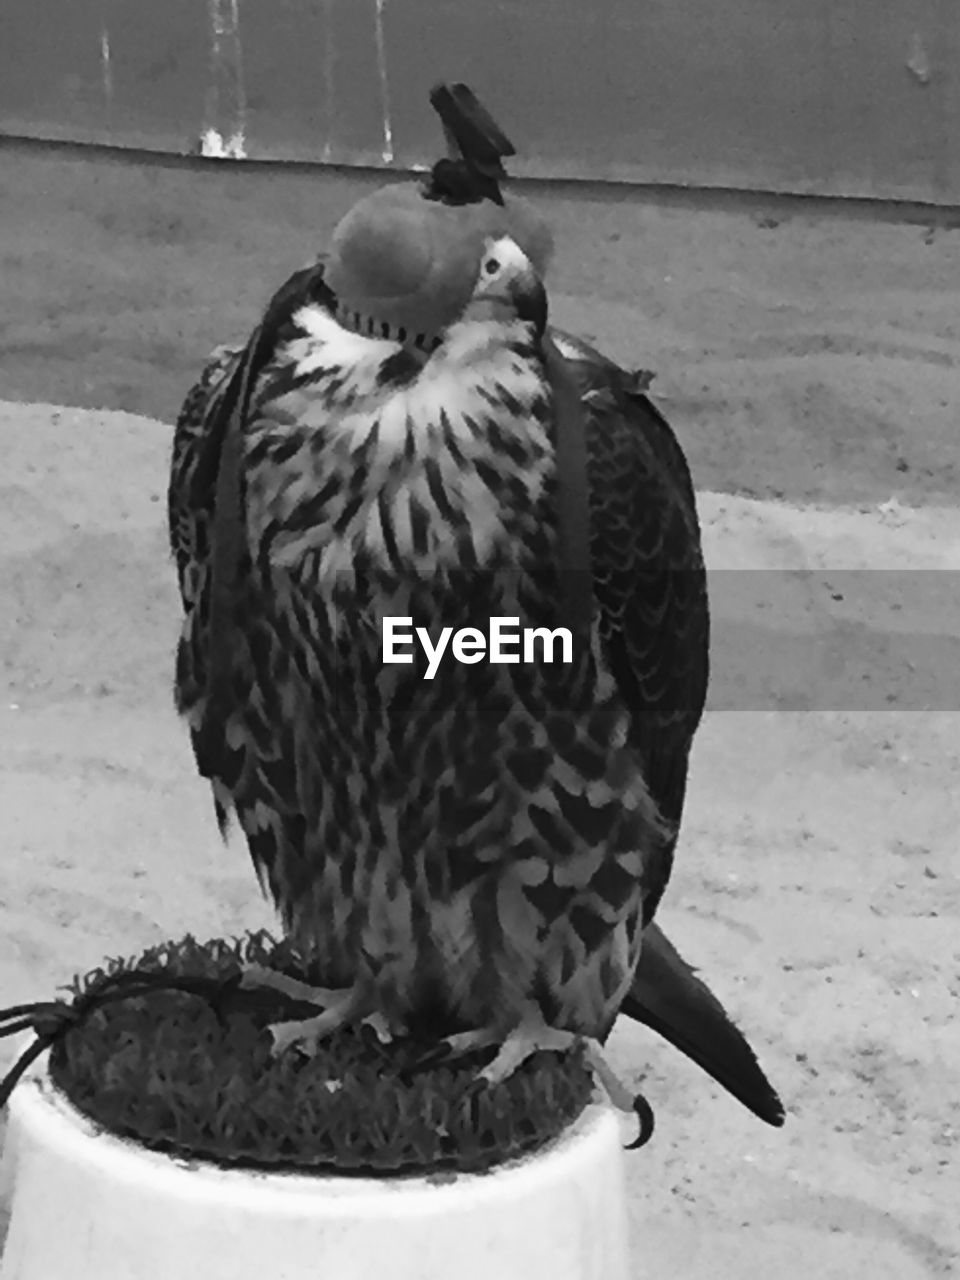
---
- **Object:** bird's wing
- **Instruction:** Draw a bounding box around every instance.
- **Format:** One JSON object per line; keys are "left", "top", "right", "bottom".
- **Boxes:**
{"left": 168, "top": 342, "right": 243, "bottom": 749}
{"left": 557, "top": 333, "right": 784, "bottom": 1127}
{"left": 168, "top": 342, "right": 242, "bottom": 601}
{"left": 167, "top": 260, "right": 333, "bottom": 819}
{"left": 555, "top": 331, "right": 709, "bottom": 920}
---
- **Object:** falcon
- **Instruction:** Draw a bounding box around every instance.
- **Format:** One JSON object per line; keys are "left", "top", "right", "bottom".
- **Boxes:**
{"left": 168, "top": 84, "right": 784, "bottom": 1136}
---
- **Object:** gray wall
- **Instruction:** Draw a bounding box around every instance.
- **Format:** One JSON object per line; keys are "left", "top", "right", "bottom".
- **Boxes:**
{"left": 3, "top": 0, "right": 958, "bottom": 204}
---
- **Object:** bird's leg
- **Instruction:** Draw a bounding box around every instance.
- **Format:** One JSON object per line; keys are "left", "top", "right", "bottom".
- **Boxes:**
{"left": 476, "top": 1019, "right": 578, "bottom": 1087}
{"left": 239, "top": 965, "right": 394, "bottom": 1055}
{"left": 267, "top": 993, "right": 361, "bottom": 1057}
{"left": 578, "top": 1040, "right": 642, "bottom": 1115}
{"left": 436, "top": 1027, "right": 500, "bottom": 1057}
{"left": 435, "top": 1006, "right": 655, "bottom": 1148}
{"left": 240, "top": 964, "right": 350, "bottom": 1008}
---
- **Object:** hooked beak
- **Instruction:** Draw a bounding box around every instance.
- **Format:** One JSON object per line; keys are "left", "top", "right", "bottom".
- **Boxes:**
{"left": 472, "top": 237, "right": 549, "bottom": 337}
{"left": 512, "top": 271, "right": 548, "bottom": 336}
{"left": 474, "top": 258, "right": 548, "bottom": 336}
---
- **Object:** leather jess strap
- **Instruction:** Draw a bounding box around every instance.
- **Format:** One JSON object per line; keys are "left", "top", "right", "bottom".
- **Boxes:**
{"left": 193, "top": 328, "right": 263, "bottom": 779}
{"left": 542, "top": 334, "right": 595, "bottom": 644}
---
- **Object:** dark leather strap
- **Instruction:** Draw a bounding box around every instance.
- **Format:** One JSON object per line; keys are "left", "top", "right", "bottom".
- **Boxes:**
{"left": 195, "top": 327, "right": 263, "bottom": 778}
{"left": 542, "top": 334, "right": 595, "bottom": 642}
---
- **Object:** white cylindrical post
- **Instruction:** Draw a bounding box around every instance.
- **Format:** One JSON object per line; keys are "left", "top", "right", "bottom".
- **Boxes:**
{"left": 0, "top": 1075, "right": 630, "bottom": 1280}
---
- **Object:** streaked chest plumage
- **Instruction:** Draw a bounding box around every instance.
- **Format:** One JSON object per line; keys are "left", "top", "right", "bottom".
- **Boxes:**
{"left": 243, "top": 304, "right": 554, "bottom": 589}
{"left": 222, "top": 305, "right": 663, "bottom": 1039}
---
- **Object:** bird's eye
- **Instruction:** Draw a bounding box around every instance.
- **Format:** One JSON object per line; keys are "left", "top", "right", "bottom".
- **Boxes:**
{"left": 483, "top": 257, "right": 500, "bottom": 276}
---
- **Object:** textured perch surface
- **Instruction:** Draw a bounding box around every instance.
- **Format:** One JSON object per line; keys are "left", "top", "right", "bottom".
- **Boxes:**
{"left": 47, "top": 932, "right": 593, "bottom": 1176}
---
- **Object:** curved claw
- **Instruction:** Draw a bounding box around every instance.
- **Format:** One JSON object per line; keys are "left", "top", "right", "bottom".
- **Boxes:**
{"left": 624, "top": 1092, "right": 656, "bottom": 1150}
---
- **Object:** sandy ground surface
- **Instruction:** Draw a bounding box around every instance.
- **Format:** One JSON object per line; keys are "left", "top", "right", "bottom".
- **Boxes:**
{"left": 1, "top": 402, "right": 957, "bottom": 1279}
{"left": 1, "top": 149, "right": 959, "bottom": 1277}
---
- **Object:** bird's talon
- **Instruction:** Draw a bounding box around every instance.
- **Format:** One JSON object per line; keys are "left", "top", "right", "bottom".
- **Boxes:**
{"left": 359, "top": 1012, "right": 396, "bottom": 1047}
{"left": 463, "top": 1073, "right": 488, "bottom": 1099}
{"left": 411, "top": 1044, "right": 450, "bottom": 1070}
{"left": 624, "top": 1092, "right": 656, "bottom": 1150}
{"left": 267, "top": 1020, "right": 318, "bottom": 1058}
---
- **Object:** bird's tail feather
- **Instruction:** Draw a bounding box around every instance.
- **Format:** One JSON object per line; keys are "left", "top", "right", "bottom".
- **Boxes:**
{"left": 622, "top": 922, "right": 785, "bottom": 1127}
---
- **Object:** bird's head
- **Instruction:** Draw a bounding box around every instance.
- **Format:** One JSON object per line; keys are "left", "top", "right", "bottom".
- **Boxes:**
{"left": 321, "top": 84, "right": 553, "bottom": 352}
{"left": 464, "top": 235, "right": 548, "bottom": 335}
